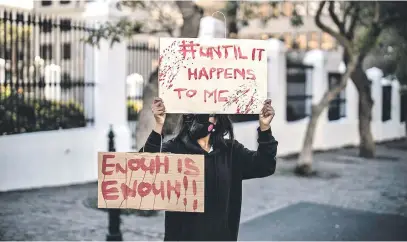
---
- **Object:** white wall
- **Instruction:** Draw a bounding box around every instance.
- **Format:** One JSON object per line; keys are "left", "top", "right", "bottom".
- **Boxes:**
{"left": 234, "top": 39, "right": 406, "bottom": 156}
{"left": 0, "top": 2, "right": 132, "bottom": 192}
{"left": 0, "top": 128, "right": 102, "bottom": 191}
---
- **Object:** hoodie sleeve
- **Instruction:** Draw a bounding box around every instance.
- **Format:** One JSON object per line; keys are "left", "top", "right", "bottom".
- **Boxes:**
{"left": 233, "top": 127, "right": 278, "bottom": 180}
{"left": 138, "top": 130, "right": 174, "bottom": 153}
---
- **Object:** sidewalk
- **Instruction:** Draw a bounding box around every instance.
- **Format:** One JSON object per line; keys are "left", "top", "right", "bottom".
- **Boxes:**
{"left": 1, "top": 141, "right": 406, "bottom": 240}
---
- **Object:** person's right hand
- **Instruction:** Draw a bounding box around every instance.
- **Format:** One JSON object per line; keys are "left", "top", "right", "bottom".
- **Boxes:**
{"left": 151, "top": 97, "right": 166, "bottom": 125}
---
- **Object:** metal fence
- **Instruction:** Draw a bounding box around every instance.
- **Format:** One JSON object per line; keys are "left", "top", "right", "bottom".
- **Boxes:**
{"left": 126, "top": 39, "right": 159, "bottom": 119}
{"left": 0, "top": 8, "right": 96, "bottom": 135}
{"left": 126, "top": 39, "right": 159, "bottom": 150}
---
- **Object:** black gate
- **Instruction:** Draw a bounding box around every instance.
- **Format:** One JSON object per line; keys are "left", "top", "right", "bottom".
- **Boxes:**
{"left": 0, "top": 8, "right": 96, "bottom": 135}
{"left": 126, "top": 39, "right": 159, "bottom": 150}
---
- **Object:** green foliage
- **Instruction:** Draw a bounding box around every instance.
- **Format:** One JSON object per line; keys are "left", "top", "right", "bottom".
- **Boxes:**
{"left": 290, "top": 9, "right": 303, "bottom": 27}
{"left": 364, "top": 5, "right": 407, "bottom": 86}
{"left": 83, "top": 17, "right": 144, "bottom": 48}
{"left": 0, "top": 90, "right": 86, "bottom": 135}
{"left": 223, "top": 1, "right": 239, "bottom": 17}
{"left": 392, "top": 24, "right": 407, "bottom": 86}
{"left": 83, "top": 0, "right": 181, "bottom": 48}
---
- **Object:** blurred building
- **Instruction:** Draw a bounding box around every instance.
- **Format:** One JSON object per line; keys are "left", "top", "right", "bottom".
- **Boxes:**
{"left": 237, "top": 1, "right": 341, "bottom": 52}
{"left": 33, "top": 0, "right": 91, "bottom": 16}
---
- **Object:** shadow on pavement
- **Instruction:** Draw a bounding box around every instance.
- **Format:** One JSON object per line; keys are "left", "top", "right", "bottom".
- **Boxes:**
{"left": 238, "top": 202, "right": 407, "bottom": 241}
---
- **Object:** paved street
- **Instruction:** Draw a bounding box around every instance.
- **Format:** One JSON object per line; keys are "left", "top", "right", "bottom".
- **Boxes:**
{"left": 1, "top": 141, "right": 406, "bottom": 240}
{"left": 239, "top": 202, "right": 407, "bottom": 241}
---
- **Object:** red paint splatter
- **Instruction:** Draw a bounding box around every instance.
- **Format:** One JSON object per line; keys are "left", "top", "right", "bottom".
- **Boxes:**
{"left": 158, "top": 40, "right": 188, "bottom": 91}
{"left": 183, "top": 176, "right": 188, "bottom": 196}
{"left": 193, "top": 199, "right": 198, "bottom": 211}
{"left": 222, "top": 82, "right": 262, "bottom": 114}
{"left": 177, "top": 159, "right": 182, "bottom": 173}
{"left": 192, "top": 180, "right": 197, "bottom": 196}
{"left": 183, "top": 197, "right": 188, "bottom": 211}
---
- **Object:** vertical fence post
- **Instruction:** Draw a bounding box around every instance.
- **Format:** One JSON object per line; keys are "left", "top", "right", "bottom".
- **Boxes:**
{"left": 106, "top": 124, "right": 123, "bottom": 241}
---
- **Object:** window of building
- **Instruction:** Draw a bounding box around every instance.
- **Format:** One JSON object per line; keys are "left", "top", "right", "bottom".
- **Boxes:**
{"left": 294, "top": 2, "right": 307, "bottom": 16}
{"left": 62, "top": 43, "right": 71, "bottom": 60}
{"left": 283, "top": 33, "right": 293, "bottom": 49}
{"left": 308, "top": 32, "right": 320, "bottom": 49}
{"left": 41, "top": 1, "right": 52, "bottom": 6}
{"left": 40, "top": 44, "right": 53, "bottom": 60}
{"left": 321, "top": 33, "right": 335, "bottom": 50}
{"left": 328, "top": 73, "right": 346, "bottom": 121}
{"left": 295, "top": 33, "right": 307, "bottom": 50}
{"left": 401, "top": 92, "right": 407, "bottom": 122}
{"left": 282, "top": 2, "right": 294, "bottom": 17}
{"left": 382, "top": 85, "right": 392, "bottom": 121}
{"left": 286, "top": 64, "right": 313, "bottom": 121}
{"left": 271, "top": 4, "right": 280, "bottom": 18}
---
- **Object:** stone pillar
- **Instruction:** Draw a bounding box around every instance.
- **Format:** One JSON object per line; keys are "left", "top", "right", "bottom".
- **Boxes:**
{"left": 198, "top": 16, "right": 227, "bottom": 39}
{"left": 83, "top": 0, "right": 131, "bottom": 153}
{"left": 267, "top": 38, "right": 286, "bottom": 125}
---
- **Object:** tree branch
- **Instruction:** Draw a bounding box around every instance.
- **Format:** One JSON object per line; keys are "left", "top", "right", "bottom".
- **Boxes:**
{"left": 357, "top": 25, "right": 382, "bottom": 63}
{"left": 373, "top": 1, "right": 380, "bottom": 23}
{"left": 315, "top": 1, "right": 353, "bottom": 54}
{"left": 325, "top": 56, "right": 358, "bottom": 105}
{"left": 342, "top": 3, "right": 353, "bottom": 22}
{"left": 328, "top": 2, "right": 345, "bottom": 34}
{"left": 346, "top": 4, "right": 360, "bottom": 40}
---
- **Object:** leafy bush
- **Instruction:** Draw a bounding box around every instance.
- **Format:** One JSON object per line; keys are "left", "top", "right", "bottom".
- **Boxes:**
{"left": 0, "top": 90, "right": 86, "bottom": 135}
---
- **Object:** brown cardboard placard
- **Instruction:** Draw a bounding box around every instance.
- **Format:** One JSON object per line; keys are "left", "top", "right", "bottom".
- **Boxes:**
{"left": 158, "top": 37, "right": 268, "bottom": 114}
{"left": 98, "top": 152, "right": 205, "bottom": 213}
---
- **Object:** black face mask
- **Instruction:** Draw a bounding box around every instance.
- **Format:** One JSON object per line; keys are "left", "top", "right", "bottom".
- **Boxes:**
{"left": 185, "top": 114, "right": 217, "bottom": 140}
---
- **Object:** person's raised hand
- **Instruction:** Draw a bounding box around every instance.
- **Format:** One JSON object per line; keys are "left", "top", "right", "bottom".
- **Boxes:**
{"left": 152, "top": 97, "right": 166, "bottom": 126}
{"left": 259, "top": 99, "right": 275, "bottom": 131}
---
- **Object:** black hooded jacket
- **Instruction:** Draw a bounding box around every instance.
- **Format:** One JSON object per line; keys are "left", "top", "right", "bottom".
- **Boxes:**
{"left": 141, "top": 127, "right": 278, "bottom": 241}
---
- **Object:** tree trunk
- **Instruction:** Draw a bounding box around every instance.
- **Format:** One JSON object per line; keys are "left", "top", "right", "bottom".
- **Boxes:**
{"left": 295, "top": 105, "right": 324, "bottom": 175}
{"left": 224, "top": 1, "right": 239, "bottom": 38}
{"left": 134, "top": 1, "right": 203, "bottom": 148}
{"left": 351, "top": 65, "right": 375, "bottom": 158}
{"left": 404, "top": 90, "right": 407, "bottom": 142}
{"left": 296, "top": 57, "right": 358, "bottom": 175}
{"left": 176, "top": 1, "right": 204, "bottom": 38}
{"left": 135, "top": 70, "right": 158, "bottom": 150}
{"left": 405, "top": 107, "right": 407, "bottom": 142}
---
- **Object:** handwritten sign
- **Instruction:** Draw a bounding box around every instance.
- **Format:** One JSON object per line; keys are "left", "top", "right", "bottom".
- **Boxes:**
{"left": 158, "top": 37, "right": 268, "bottom": 114}
{"left": 98, "top": 152, "right": 205, "bottom": 213}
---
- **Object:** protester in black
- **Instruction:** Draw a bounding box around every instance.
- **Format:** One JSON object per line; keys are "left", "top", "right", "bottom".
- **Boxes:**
{"left": 141, "top": 97, "right": 278, "bottom": 241}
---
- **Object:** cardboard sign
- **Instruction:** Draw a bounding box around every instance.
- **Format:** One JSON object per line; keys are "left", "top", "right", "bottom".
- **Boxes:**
{"left": 98, "top": 152, "right": 205, "bottom": 213}
{"left": 158, "top": 37, "right": 268, "bottom": 114}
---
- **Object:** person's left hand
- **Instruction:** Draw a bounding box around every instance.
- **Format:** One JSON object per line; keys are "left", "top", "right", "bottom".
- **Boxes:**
{"left": 259, "top": 99, "right": 275, "bottom": 131}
